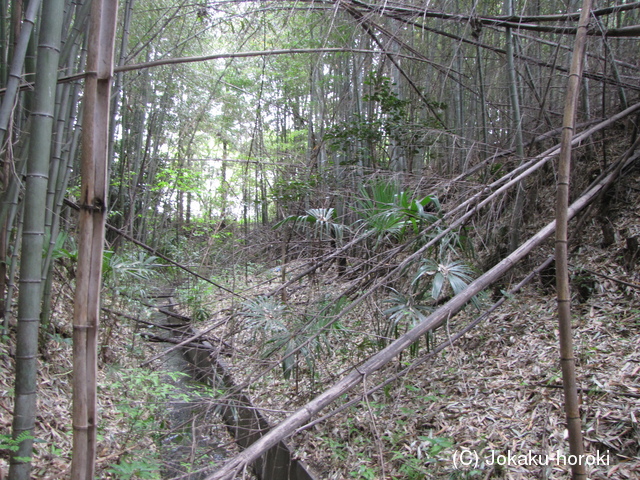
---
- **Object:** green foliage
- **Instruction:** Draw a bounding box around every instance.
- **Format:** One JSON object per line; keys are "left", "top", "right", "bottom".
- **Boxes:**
{"left": 413, "top": 259, "right": 478, "bottom": 308}
{"left": 270, "top": 175, "right": 317, "bottom": 205}
{"left": 325, "top": 437, "right": 348, "bottom": 462}
{"left": 106, "top": 456, "right": 161, "bottom": 480}
{"left": 51, "top": 238, "right": 160, "bottom": 301}
{"left": 383, "top": 288, "right": 432, "bottom": 350}
{"left": 389, "top": 436, "right": 454, "bottom": 480}
{"left": 0, "top": 431, "right": 34, "bottom": 463}
{"left": 103, "top": 251, "right": 158, "bottom": 283}
{"left": 383, "top": 288, "right": 437, "bottom": 355}
{"left": 240, "top": 295, "right": 345, "bottom": 380}
{"left": 177, "top": 279, "right": 214, "bottom": 322}
{"left": 100, "top": 367, "right": 190, "bottom": 479}
{"left": 327, "top": 72, "right": 442, "bottom": 166}
{"left": 381, "top": 253, "right": 478, "bottom": 356}
{"left": 241, "top": 296, "right": 289, "bottom": 337}
{"left": 151, "top": 161, "right": 207, "bottom": 195}
{"left": 350, "top": 464, "right": 378, "bottom": 479}
{"left": 357, "top": 180, "right": 440, "bottom": 248}
{"left": 44, "top": 230, "right": 70, "bottom": 261}
{"left": 102, "top": 251, "right": 159, "bottom": 300}
{"left": 416, "top": 435, "right": 455, "bottom": 457}
{"left": 274, "top": 207, "right": 346, "bottom": 244}
{"left": 327, "top": 73, "right": 410, "bottom": 157}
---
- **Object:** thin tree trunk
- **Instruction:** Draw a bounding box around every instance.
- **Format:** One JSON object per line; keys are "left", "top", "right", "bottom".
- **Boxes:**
{"left": 0, "top": 0, "right": 40, "bottom": 149}
{"left": 475, "top": 39, "right": 488, "bottom": 160}
{"left": 107, "top": 0, "right": 134, "bottom": 176}
{"left": 0, "top": 132, "right": 28, "bottom": 330}
{"left": 3, "top": 199, "right": 23, "bottom": 327}
{"left": 41, "top": 41, "right": 86, "bottom": 331}
{"left": 504, "top": 0, "right": 526, "bottom": 253}
{"left": 0, "top": 0, "right": 7, "bottom": 85}
{"left": 71, "top": 0, "right": 118, "bottom": 478}
{"left": 8, "top": 0, "right": 64, "bottom": 477}
{"left": 554, "top": 0, "right": 592, "bottom": 478}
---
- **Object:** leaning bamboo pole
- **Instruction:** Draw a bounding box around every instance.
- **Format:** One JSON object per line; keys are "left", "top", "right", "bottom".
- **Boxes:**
{"left": 554, "top": 0, "right": 592, "bottom": 477}
{"left": 243, "top": 104, "right": 640, "bottom": 398}
{"left": 207, "top": 143, "right": 637, "bottom": 480}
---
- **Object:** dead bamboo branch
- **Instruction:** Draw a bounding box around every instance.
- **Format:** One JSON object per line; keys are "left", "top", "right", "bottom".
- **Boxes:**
{"left": 255, "top": 105, "right": 640, "bottom": 393}
{"left": 71, "top": 1, "right": 118, "bottom": 478}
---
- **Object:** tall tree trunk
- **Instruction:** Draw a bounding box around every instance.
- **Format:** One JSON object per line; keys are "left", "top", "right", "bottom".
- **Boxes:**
{"left": 474, "top": 36, "right": 488, "bottom": 161}
{"left": 108, "top": 0, "right": 134, "bottom": 178}
{"left": 0, "top": 133, "right": 28, "bottom": 328}
{"left": 554, "top": 1, "right": 592, "bottom": 478}
{"left": 41, "top": 47, "right": 86, "bottom": 332}
{"left": 505, "top": 0, "right": 526, "bottom": 252}
{"left": 8, "top": 0, "right": 64, "bottom": 477}
{"left": 71, "top": 0, "right": 118, "bottom": 478}
{"left": 0, "top": 0, "right": 7, "bottom": 85}
{"left": 220, "top": 140, "right": 228, "bottom": 219}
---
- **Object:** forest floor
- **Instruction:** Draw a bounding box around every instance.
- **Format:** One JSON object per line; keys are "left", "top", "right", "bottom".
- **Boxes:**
{"left": 1, "top": 172, "right": 639, "bottom": 479}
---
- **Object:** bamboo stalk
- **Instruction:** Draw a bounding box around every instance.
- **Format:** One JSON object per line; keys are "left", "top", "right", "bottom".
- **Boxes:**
{"left": 0, "top": 0, "right": 40, "bottom": 149}
{"left": 8, "top": 0, "right": 63, "bottom": 478}
{"left": 554, "top": 0, "right": 593, "bottom": 477}
{"left": 71, "top": 1, "right": 118, "bottom": 478}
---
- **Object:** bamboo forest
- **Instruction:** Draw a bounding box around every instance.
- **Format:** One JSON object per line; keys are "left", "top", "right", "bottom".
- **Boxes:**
{"left": 1, "top": 0, "right": 640, "bottom": 478}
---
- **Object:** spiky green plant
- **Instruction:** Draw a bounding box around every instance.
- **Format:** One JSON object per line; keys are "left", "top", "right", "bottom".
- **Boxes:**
{"left": 240, "top": 296, "right": 289, "bottom": 339}
{"left": 357, "top": 180, "right": 440, "bottom": 249}
{"left": 102, "top": 251, "right": 158, "bottom": 300}
{"left": 383, "top": 289, "right": 432, "bottom": 338}
{"left": 274, "top": 207, "right": 346, "bottom": 243}
{"left": 383, "top": 289, "right": 433, "bottom": 354}
{"left": 240, "top": 295, "right": 346, "bottom": 380}
{"left": 413, "top": 259, "right": 479, "bottom": 308}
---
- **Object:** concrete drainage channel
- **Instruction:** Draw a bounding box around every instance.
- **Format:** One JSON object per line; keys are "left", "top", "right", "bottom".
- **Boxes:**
{"left": 145, "top": 289, "right": 318, "bottom": 480}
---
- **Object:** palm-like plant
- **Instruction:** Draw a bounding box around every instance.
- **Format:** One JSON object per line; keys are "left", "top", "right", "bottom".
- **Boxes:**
{"left": 240, "top": 295, "right": 345, "bottom": 380}
{"left": 383, "top": 289, "right": 432, "bottom": 335}
{"left": 274, "top": 207, "right": 345, "bottom": 243}
{"left": 381, "top": 258, "right": 478, "bottom": 356}
{"left": 240, "top": 296, "right": 289, "bottom": 339}
{"left": 383, "top": 288, "right": 436, "bottom": 355}
{"left": 413, "top": 258, "right": 479, "bottom": 308}
{"left": 357, "top": 180, "right": 440, "bottom": 249}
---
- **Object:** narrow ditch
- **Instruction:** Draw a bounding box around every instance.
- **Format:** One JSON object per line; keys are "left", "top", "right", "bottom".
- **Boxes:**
{"left": 146, "top": 289, "right": 230, "bottom": 479}
{"left": 145, "top": 289, "right": 318, "bottom": 480}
